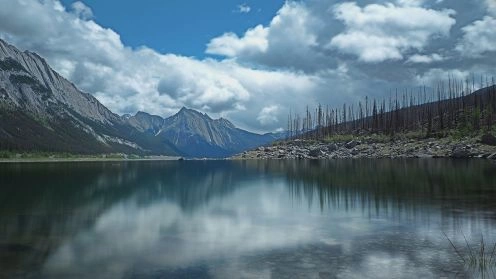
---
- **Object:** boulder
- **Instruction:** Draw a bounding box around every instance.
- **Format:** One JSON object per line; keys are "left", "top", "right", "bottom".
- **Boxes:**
{"left": 415, "top": 154, "right": 434, "bottom": 159}
{"left": 327, "top": 143, "right": 339, "bottom": 152}
{"left": 480, "top": 134, "right": 496, "bottom": 146}
{"left": 450, "top": 146, "right": 472, "bottom": 159}
{"left": 345, "top": 140, "right": 360, "bottom": 149}
{"left": 309, "top": 148, "right": 323, "bottom": 157}
{"left": 487, "top": 153, "right": 496, "bottom": 160}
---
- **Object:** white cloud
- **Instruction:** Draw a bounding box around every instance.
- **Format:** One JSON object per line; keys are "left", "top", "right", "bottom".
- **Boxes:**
{"left": 486, "top": 0, "right": 496, "bottom": 15}
{"left": 0, "top": 0, "right": 325, "bottom": 132}
{"left": 207, "top": 2, "right": 324, "bottom": 72}
{"left": 236, "top": 4, "right": 251, "bottom": 13}
{"left": 415, "top": 68, "right": 469, "bottom": 86}
{"left": 71, "top": 1, "right": 93, "bottom": 19}
{"left": 206, "top": 25, "right": 268, "bottom": 57}
{"left": 156, "top": 56, "right": 252, "bottom": 113}
{"left": 406, "top": 53, "right": 444, "bottom": 63}
{"left": 456, "top": 16, "right": 496, "bottom": 57}
{"left": 329, "top": 2, "right": 456, "bottom": 63}
{"left": 396, "top": 0, "right": 425, "bottom": 6}
{"left": 1, "top": 0, "right": 494, "bottom": 133}
{"left": 43, "top": 183, "right": 318, "bottom": 277}
{"left": 257, "top": 105, "right": 280, "bottom": 126}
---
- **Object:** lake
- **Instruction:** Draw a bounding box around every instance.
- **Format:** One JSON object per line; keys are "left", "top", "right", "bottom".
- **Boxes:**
{"left": 1, "top": 159, "right": 496, "bottom": 278}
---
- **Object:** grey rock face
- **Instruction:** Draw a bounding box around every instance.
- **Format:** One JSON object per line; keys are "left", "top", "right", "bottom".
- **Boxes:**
{"left": 123, "top": 107, "right": 283, "bottom": 158}
{"left": 450, "top": 146, "right": 473, "bottom": 159}
{"left": 0, "top": 39, "right": 179, "bottom": 155}
{"left": 0, "top": 39, "right": 117, "bottom": 124}
{"left": 127, "top": 111, "right": 165, "bottom": 135}
{"left": 309, "top": 148, "right": 324, "bottom": 157}
{"left": 234, "top": 136, "right": 496, "bottom": 160}
{"left": 0, "top": 39, "right": 283, "bottom": 157}
{"left": 114, "top": 106, "right": 286, "bottom": 158}
{"left": 487, "top": 153, "right": 496, "bottom": 160}
{"left": 345, "top": 140, "right": 360, "bottom": 149}
{"left": 327, "top": 143, "right": 339, "bottom": 152}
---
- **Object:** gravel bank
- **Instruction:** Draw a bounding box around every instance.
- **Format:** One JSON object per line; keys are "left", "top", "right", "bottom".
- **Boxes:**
{"left": 233, "top": 137, "right": 496, "bottom": 160}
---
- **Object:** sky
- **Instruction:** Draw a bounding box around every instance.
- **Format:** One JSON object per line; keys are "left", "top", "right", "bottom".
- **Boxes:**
{"left": 0, "top": 0, "right": 495, "bottom": 133}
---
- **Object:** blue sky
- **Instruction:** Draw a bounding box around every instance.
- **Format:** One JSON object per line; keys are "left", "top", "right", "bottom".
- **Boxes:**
{"left": 59, "top": 0, "right": 284, "bottom": 57}
{"left": 0, "top": 0, "right": 495, "bottom": 132}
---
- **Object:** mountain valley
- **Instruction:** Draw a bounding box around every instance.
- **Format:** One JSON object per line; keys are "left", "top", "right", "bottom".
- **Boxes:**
{"left": 0, "top": 39, "right": 280, "bottom": 158}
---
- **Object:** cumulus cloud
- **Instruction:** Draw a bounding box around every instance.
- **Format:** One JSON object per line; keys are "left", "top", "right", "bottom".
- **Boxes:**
{"left": 257, "top": 105, "right": 280, "bottom": 126}
{"left": 328, "top": 2, "right": 456, "bottom": 62}
{"left": 415, "top": 68, "right": 469, "bottom": 86}
{"left": 396, "top": 0, "right": 425, "bottom": 6}
{"left": 71, "top": 1, "right": 93, "bottom": 19}
{"left": 155, "top": 56, "right": 252, "bottom": 113}
{"left": 486, "top": 0, "right": 496, "bottom": 15}
{"left": 407, "top": 53, "right": 444, "bottom": 63}
{"left": 207, "top": 2, "right": 325, "bottom": 72}
{"left": 236, "top": 4, "right": 251, "bottom": 13}
{"left": 456, "top": 16, "right": 496, "bottom": 57}
{"left": 1, "top": 0, "right": 495, "bottom": 133}
{"left": 0, "top": 0, "right": 326, "bottom": 132}
{"left": 206, "top": 25, "right": 268, "bottom": 57}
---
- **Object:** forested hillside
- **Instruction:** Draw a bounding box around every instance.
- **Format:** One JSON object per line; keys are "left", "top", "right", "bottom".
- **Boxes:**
{"left": 287, "top": 77, "right": 496, "bottom": 140}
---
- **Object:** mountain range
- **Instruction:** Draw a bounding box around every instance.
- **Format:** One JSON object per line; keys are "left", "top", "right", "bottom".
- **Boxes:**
{"left": 0, "top": 39, "right": 281, "bottom": 158}
{"left": 123, "top": 108, "right": 281, "bottom": 157}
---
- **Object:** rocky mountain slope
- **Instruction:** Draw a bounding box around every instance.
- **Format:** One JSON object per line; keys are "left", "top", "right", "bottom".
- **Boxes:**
{"left": 234, "top": 136, "right": 496, "bottom": 160}
{"left": 125, "top": 108, "right": 282, "bottom": 158}
{"left": 0, "top": 39, "right": 279, "bottom": 157}
{"left": 0, "top": 39, "right": 181, "bottom": 155}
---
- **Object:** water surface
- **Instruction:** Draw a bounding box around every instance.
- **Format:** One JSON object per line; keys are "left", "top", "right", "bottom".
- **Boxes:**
{"left": 1, "top": 159, "right": 496, "bottom": 278}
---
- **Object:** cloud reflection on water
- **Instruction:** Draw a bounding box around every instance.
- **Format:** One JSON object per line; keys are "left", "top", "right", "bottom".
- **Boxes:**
{"left": 1, "top": 159, "right": 496, "bottom": 278}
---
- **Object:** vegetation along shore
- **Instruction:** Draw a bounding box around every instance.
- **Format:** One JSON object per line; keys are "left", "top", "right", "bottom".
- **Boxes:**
{"left": 234, "top": 134, "right": 496, "bottom": 160}
{"left": 0, "top": 151, "right": 181, "bottom": 163}
{"left": 236, "top": 79, "right": 496, "bottom": 160}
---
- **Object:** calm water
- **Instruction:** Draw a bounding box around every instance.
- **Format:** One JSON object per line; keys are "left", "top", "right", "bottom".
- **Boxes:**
{"left": 1, "top": 159, "right": 496, "bottom": 279}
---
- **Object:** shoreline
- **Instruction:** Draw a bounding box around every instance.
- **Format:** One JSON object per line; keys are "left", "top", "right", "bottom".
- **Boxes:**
{"left": 1, "top": 156, "right": 493, "bottom": 163}
{"left": 0, "top": 156, "right": 182, "bottom": 163}
{"left": 3, "top": 136, "right": 496, "bottom": 162}
{"left": 233, "top": 137, "right": 496, "bottom": 160}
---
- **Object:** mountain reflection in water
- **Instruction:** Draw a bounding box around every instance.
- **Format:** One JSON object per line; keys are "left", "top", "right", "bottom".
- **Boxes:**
{"left": 1, "top": 159, "right": 495, "bottom": 278}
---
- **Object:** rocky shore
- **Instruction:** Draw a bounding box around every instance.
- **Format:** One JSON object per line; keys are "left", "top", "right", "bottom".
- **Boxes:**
{"left": 233, "top": 135, "right": 496, "bottom": 160}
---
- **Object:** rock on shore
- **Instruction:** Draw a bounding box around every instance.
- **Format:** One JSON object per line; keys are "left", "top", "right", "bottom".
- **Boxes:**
{"left": 233, "top": 137, "right": 496, "bottom": 160}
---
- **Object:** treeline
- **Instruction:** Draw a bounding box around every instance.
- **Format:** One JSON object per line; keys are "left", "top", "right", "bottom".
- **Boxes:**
{"left": 0, "top": 109, "right": 112, "bottom": 154}
{"left": 287, "top": 75, "right": 496, "bottom": 140}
